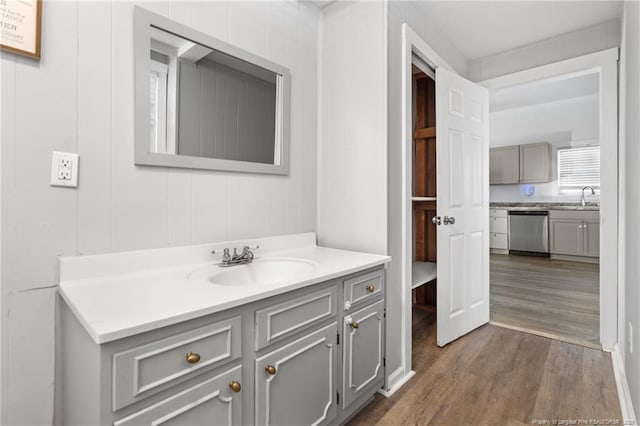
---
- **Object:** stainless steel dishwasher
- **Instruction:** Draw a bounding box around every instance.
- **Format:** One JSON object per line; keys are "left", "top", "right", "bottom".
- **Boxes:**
{"left": 508, "top": 210, "right": 549, "bottom": 256}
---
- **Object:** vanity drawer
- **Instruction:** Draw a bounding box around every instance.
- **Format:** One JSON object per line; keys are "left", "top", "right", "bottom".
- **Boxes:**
{"left": 114, "top": 365, "right": 243, "bottom": 426}
{"left": 255, "top": 286, "right": 337, "bottom": 351}
{"left": 490, "top": 217, "right": 508, "bottom": 234}
{"left": 112, "top": 316, "right": 242, "bottom": 411}
{"left": 490, "top": 209, "right": 508, "bottom": 218}
{"left": 343, "top": 269, "right": 384, "bottom": 311}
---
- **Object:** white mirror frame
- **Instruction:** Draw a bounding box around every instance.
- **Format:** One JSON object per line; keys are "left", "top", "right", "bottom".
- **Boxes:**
{"left": 134, "top": 6, "right": 291, "bottom": 175}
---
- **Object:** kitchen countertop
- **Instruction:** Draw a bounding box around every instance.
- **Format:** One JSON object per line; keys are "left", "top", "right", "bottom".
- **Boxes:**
{"left": 58, "top": 233, "right": 390, "bottom": 344}
{"left": 490, "top": 202, "right": 600, "bottom": 211}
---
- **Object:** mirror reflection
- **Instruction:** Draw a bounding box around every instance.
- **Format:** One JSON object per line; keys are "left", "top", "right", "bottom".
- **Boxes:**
{"left": 149, "top": 26, "right": 279, "bottom": 165}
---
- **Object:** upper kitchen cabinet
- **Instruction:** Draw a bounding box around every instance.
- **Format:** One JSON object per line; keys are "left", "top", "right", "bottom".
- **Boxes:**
{"left": 519, "top": 142, "right": 551, "bottom": 183}
{"left": 489, "top": 142, "right": 551, "bottom": 184}
{"left": 489, "top": 146, "right": 520, "bottom": 184}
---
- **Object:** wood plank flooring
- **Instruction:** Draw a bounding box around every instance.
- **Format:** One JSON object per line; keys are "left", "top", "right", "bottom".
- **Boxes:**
{"left": 490, "top": 254, "right": 600, "bottom": 348}
{"left": 347, "top": 309, "right": 621, "bottom": 426}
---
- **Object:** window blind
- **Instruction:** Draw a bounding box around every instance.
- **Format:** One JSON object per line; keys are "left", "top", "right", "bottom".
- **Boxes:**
{"left": 557, "top": 146, "right": 600, "bottom": 189}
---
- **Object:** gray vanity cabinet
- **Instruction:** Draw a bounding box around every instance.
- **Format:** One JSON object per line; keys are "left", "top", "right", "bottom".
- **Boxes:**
{"left": 114, "top": 365, "right": 243, "bottom": 426}
{"left": 60, "top": 266, "right": 386, "bottom": 426}
{"left": 255, "top": 323, "right": 338, "bottom": 426}
{"left": 342, "top": 299, "right": 384, "bottom": 409}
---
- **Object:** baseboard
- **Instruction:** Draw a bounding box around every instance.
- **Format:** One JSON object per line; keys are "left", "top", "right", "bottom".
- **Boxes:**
{"left": 611, "top": 345, "right": 637, "bottom": 425}
{"left": 378, "top": 370, "right": 415, "bottom": 398}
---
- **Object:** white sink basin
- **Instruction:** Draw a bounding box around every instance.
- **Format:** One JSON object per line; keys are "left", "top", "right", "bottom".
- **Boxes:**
{"left": 188, "top": 257, "right": 318, "bottom": 287}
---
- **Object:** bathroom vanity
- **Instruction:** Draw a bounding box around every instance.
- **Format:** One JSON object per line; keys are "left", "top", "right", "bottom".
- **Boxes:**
{"left": 58, "top": 233, "right": 390, "bottom": 425}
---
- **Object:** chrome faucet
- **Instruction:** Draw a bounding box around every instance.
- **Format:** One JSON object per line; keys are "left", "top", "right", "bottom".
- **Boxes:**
{"left": 212, "top": 245, "right": 259, "bottom": 267}
{"left": 581, "top": 186, "right": 595, "bottom": 206}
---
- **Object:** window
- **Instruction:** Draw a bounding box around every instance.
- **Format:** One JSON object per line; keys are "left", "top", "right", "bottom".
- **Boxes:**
{"left": 557, "top": 145, "right": 600, "bottom": 189}
{"left": 149, "top": 59, "right": 168, "bottom": 153}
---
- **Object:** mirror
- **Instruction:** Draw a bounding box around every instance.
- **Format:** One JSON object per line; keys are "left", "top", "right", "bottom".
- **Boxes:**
{"left": 134, "top": 7, "right": 290, "bottom": 174}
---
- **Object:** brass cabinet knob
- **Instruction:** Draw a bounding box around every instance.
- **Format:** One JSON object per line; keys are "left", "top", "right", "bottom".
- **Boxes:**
{"left": 346, "top": 317, "right": 359, "bottom": 329}
{"left": 366, "top": 284, "right": 375, "bottom": 293}
{"left": 265, "top": 365, "right": 277, "bottom": 376}
{"left": 186, "top": 352, "right": 201, "bottom": 364}
{"left": 229, "top": 381, "right": 242, "bottom": 393}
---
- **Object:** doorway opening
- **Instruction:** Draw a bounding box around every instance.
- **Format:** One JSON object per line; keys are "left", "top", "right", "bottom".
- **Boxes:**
{"left": 488, "top": 72, "right": 602, "bottom": 349}
{"left": 411, "top": 60, "right": 438, "bottom": 323}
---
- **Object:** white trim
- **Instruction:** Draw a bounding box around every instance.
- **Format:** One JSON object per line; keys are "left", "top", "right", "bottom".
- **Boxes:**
{"left": 612, "top": 344, "right": 637, "bottom": 425}
{"left": 377, "top": 370, "right": 415, "bottom": 398}
{"left": 397, "top": 23, "right": 454, "bottom": 395}
{"left": 478, "top": 47, "right": 620, "bottom": 351}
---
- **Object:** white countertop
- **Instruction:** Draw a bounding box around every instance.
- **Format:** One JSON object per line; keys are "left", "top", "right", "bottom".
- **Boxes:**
{"left": 58, "top": 233, "right": 390, "bottom": 344}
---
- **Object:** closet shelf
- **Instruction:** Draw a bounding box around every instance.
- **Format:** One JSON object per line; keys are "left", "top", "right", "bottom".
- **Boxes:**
{"left": 414, "top": 127, "right": 436, "bottom": 139}
{"left": 412, "top": 197, "right": 437, "bottom": 202}
{"left": 412, "top": 261, "right": 437, "bottom": 289}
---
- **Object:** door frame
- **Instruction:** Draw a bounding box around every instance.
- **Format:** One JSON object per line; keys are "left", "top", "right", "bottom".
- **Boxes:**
{"left": 397, "top": 23, "right": 456, "bottom": 389}
{"left": 396, "top": 29, "right": 619, "bottom": 394}
{"left": 479, "top": 48, "right": 619, "bottom": 351}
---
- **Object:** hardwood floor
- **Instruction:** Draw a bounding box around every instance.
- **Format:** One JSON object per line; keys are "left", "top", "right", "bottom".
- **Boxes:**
{"left": 347, "top": 309, "right": 621, "bottom": 426}
{"left": 490, "top": 254, "right": 600, "bottom": 348}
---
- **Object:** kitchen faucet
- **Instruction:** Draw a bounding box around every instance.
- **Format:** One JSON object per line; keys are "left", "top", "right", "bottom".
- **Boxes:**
{"left": 581, "top": 186, "right": 595, "bottom": 206}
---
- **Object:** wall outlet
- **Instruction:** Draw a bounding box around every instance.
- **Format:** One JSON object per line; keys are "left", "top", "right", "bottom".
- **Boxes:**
{"left": 50, "top": 151, "right": 79, "bottom": 188}
{"left": 629, "top": 322, "right": 634, "bottom": 354}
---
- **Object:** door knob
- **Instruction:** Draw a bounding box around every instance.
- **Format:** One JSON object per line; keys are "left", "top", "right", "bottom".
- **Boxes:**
{"left": 432, "top": 216, "right": 442, "bottom": 226}
{"left": 186, "top": 352, "right": 201, "bottom": 364}
{"left": 443, "top": 216, "right": 456, "bottom": 225}
{"left": 265, "top": 365, "right": 277, "bottom": 376}
{"left": 229, "top": 381, "right": 242, "bottom": 393}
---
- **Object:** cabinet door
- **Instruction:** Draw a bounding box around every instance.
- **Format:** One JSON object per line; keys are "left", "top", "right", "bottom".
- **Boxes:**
{"left": 490, "top": 146, "right": 519, "bottom": 184}
{"left": 549, "top": 219, "right": 583, "bottom": 255}
{"left": 342, "top": 300, "right": 384, "bottom": 408}
{"left": 114, "top": 365, "right": 242, "bottom": 426}
{"left": 255, "top": 322, "right": 337, "bottom": 426}
{"left": 583, "top": 220, "right": 600, "bottom": 257}
{"left": 520, "top": 142, "right": 551, "bottom": 183}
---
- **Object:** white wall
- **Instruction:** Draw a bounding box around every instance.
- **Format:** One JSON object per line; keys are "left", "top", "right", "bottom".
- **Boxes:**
{"left": 0, "top": 1, "right": 319, "bottom": 424}
{"left": 317, "top": 1, "right": 387, "bottom": 255}
{"left": 621, "top": 0, "right": 640, "bottom": 417}
{"left": 385, "top": 1, "right": 469, "bottom": 390}
{"left": 489, "top": 95, "right": 600, "bottom": 202}
{"left": 469, "top": 19, "right": 621, "bottom": 82}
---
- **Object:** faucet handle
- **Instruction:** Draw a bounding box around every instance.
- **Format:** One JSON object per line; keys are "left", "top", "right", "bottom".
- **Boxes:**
{"left": 243, "top": 245, "right": 260, "bottom": 251}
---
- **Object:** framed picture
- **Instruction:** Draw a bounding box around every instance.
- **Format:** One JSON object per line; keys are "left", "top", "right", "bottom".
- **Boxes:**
{"left": 0, "top": 0, "right": 42, "bottom": 60}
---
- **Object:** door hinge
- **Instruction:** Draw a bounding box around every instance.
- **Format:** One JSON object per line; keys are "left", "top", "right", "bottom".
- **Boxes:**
{"left": 337, "top": 333, "right": 340, "bottom": 345}
{"left": 337, "top": 391, "right": 340, "bottom": 405}
{"left": 383, "top": 357, "right": 386, "bottom": 367}
{"left": 383, "top": 309, "right": 386, "bottom": 319}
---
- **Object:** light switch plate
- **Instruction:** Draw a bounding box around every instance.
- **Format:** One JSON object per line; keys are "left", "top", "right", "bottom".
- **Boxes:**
{"left": 50, "top": 151, "right": 79, "bottom": 188}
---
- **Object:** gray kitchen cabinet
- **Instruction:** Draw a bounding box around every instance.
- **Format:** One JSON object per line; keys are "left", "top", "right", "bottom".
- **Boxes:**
{"left": 549, "top": 219, "right": 583, "bottom": 256}
{"left": 61, "top": 266, "right": 386, "bottom": 426}
{"left": 583, "top": 219, "right": 600, "bottom": 257}
{"left": 342, "top": 299, "right": 385, "bottom": 409}
{"left": 114, "top": 365, "right": 243, "bottom": 426}
{"left": 549, "top": 210, "right": 599, "bottom": 258}
{"left": 490, "top": 142, "right": 551, "bottom": 184}
{"left": 489, "top": 146, "right": 520, "bottom": 184}
{"left": 520, "top": 142, "right": 551, "bottom": 183}
{"left": 255, "top": 323, "right": 338, "bottom": 426}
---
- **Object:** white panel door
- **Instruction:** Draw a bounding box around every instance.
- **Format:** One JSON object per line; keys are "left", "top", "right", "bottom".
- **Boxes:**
{"left": 436, "top": 68, "right": 490, "bottom": 346}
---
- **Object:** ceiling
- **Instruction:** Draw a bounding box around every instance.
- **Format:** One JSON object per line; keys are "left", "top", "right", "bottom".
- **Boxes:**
{"left": 416, "top": 1, "right": 623, "bottom": 60}
{"left": 490, "top": 72, "right": 599, "bottom": 112}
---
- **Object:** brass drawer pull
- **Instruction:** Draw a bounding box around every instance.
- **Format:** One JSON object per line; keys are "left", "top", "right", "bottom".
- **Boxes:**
{"left": 366, "top": 284, "right": 375, "bottom": 293}
{"left": 186, "top": 352, "right": 201, "bottom": 364}
{"left": 229, "top": 381, "right": 242, "bottom": 393}
{"left": 265, "top": 365, "right": 277, "bottom": 376}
